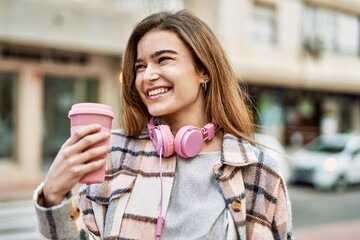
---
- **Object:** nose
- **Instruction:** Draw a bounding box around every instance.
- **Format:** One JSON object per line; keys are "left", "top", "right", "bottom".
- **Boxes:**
{"left": 143, "top": 65, "right": 160, "bottom": 83}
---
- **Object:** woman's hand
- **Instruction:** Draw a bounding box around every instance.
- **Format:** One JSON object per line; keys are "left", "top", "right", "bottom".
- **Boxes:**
{"left": 41, "top": 124, "right": 110, "bottom": 207}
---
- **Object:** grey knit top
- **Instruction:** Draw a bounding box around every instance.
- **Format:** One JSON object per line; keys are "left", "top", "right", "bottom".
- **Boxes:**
{"left": 162, "top": 151, "right": 238, "bottom": 240}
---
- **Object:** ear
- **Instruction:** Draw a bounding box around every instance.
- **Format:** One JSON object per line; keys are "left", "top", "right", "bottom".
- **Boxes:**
{"left": 198, "top": 70, "right": 209, "bottom": 83}
{"left": 200, "top": 70, "right": 208, "bottom": 77}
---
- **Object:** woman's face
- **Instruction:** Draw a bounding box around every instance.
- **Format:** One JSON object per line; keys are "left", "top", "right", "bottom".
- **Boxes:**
{"left": 135, "top": 29, "right": 206, "bottom": 120}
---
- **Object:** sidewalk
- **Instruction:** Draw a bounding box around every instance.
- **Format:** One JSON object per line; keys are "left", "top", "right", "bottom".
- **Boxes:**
{"left": 0, "top": 198, "right": 38, "bottom": 240}
{"left": 294, "top": 219, "right": 360, "bottom": 240}
{"left": 0, "top": 180, "right": 40, "bottom": 201}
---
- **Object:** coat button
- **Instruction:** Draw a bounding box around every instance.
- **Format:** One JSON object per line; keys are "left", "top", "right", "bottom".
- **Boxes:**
{"left": 231, "top": 199, "right": 242, "bottom": 212}
{"left": 70, "top": 207, "right": 80, "bottom": 220}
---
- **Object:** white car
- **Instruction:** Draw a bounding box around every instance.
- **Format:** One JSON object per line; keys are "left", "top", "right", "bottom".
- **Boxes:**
{"left": 254, "top": 133, "right": 290, "bottom": 183}
{"left": 290, "top": 133, "right": 360, "bottom": 191}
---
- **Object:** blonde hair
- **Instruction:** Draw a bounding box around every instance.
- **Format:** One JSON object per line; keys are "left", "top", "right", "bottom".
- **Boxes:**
{"left": 120, "top": 10, "right": 255, "bottom": 142}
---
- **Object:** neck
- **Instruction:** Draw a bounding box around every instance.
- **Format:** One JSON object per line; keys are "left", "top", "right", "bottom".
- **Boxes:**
{"left": 200, "top": 130, "right": 223, "bottom": 153}
{"left": 161, "top": 112, "right": 210, "bottom": 134}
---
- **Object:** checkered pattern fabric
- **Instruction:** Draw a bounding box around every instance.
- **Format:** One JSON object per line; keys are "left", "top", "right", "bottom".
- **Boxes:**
{"left": 34, "top": 130, "right": 293, "bottom": 240}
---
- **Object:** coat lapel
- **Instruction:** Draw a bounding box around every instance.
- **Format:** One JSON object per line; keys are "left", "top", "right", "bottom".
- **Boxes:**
{"left": 214, "top": 133, "right": 258, "bottom": 240}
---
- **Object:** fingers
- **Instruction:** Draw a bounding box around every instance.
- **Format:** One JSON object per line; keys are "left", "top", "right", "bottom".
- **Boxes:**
{"left": 42, "top": 157, "right": 106, "bottom": 207}
{"left": 64, "top": 124, "right": 102, "bottom": 147}
{"left": 68, "top": 157, "right": 106, "bottom": 179}
{"left": 65, "top": 144, "right": 110, "bottom": 167}
{"left": 61, "top": 126, "right": 110, "bottom": 160}
{"left": 42, "top": 125, "right": 111, "bottom": 207}
{"left": 60, "top": 124, "right": 110, "bottom": 172}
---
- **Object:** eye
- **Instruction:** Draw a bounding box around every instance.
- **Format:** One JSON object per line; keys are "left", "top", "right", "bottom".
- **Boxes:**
{"left": 158, "top": 56, "right": 171, "bottom": 64}
{"left": 135, "top": 64, "right": 146, "bottom": 72}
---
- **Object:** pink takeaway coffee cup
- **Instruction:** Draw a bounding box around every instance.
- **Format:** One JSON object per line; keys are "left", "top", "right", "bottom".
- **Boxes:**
{"left": 68, "top": 103, "right": 114, "bottom": 184}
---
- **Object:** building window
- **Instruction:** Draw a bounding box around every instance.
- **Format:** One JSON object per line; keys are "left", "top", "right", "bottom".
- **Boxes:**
{"left": 42, "top": 75, "right": 99, "bottom": 168}
{"left": 250, "top": 2, "right": 277, "bottom": 45}
{"left": 302, "top": 5, "right": 360, "bottom": 56}
{"left": 336, "top": 13, "right": 359, "bottom": 54}
{"left": 0, "top": 73, "right": 17, "bottom": 161}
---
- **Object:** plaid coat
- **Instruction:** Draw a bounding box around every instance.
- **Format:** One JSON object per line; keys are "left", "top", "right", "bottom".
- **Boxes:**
{"left": 34, "top": 130, "right": 293, "bottom": 240}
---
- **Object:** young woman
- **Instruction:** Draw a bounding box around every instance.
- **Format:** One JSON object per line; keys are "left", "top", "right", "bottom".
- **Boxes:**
{"left": 34, "top": 10, "right": 293, "bottom": 240}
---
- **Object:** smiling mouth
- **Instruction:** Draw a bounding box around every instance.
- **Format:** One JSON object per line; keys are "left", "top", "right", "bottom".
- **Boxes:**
{"left": 147, "top": 87, "right": 171, "bottom": 97}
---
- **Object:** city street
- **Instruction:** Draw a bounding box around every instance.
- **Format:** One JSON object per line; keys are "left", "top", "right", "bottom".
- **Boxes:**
{"left": 1, "top": 1, "right": 360, "bottom": 240}
{"left": 0, "top": 184, "right": 359, "bottom": 239}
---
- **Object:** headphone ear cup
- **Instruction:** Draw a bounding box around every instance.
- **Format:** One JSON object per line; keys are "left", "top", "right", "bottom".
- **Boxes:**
{"left": 174, "top": 126, "right": 203, "bottom": 158}
{"left": 153, "top": 125, "right": 174, "bottom": 157}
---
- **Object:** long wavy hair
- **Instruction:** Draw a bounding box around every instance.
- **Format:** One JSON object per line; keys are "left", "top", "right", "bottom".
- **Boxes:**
{"left": 120, "top": 10, "right": 255, "bottom": 142}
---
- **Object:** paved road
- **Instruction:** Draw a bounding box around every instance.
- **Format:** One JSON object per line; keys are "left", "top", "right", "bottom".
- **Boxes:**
{"left": 295, "top": 219, "right": 360, "bottom": 240}
{"left": 289, "top": 183, "right": 360, "bottom": 240}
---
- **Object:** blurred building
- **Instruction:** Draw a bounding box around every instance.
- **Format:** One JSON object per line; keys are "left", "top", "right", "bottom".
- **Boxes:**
{"left": 0, "top": 0, "right": 183, "bottom": 192}
{"left": 187, "top": 0, "right": 360, "bottom": 145}
{"left": 0, "top": 0, "right": 360, "bottom": 192}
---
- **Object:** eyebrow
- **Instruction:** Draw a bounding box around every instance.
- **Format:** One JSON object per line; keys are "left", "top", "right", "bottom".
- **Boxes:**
{"left": 152, "top": 49, "right": 178, "bottom": 57}
{"left": 136, "top": 49, "right": 178, "bottom": 63}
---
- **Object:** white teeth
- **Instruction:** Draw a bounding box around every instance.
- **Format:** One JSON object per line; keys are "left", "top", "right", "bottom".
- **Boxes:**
{"left": 148, "top": 88, "right": 169, "bottom": 96}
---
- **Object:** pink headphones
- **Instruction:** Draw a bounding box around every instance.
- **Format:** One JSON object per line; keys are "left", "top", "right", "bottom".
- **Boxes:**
{"left": 147, "top": 117, "right": 216, "bottom": 158}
